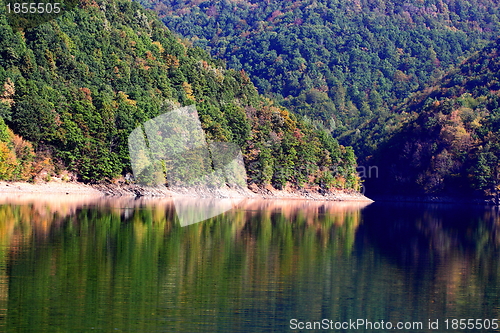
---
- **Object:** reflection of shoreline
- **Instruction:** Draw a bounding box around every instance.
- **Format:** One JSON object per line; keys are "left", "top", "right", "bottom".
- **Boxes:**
{"left": 0, "top": 195, "right": 372, "bottom": 222}
{"left": 0, "top": 196, "right": 370, "bottom": 247}
{"left": 238, "top": 198, "right": 371, "bottom": 213}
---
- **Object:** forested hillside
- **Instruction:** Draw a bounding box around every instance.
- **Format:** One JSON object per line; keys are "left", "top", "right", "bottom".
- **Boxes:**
{"left": 141, "top": 0, "right": 500, "bottom": 136}
{"left": 0, "top": 0, "right": 359, "bottom": 190}
{"left": 367, "top": 39, "right": 500, "bottom": 199}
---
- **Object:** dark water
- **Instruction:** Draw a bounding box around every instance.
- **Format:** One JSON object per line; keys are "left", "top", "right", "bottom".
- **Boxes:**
{"left": 0, "top": 195, "right": 499, "bottom": 332}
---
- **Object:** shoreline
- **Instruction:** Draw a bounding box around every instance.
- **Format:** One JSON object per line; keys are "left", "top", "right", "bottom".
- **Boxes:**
{"left": 0, "top": 180, "right": 373, "bottom": 202}
{"left": 0, "top": 181, "right": 103, "bottom": 196}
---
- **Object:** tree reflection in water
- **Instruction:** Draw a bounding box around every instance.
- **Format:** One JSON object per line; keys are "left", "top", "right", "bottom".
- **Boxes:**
{"left": 0, "top": 196, "right": 498, "bottom": 332}
{"left": 358, "top": 202, "right": 500, "bottom": 320}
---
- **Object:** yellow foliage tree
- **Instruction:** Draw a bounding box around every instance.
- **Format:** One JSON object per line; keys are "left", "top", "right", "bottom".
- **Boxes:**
{"left": 0, "top": 142, "right": 17, "bottom": 180}
{"left": 182, "top": 82, "right": 196, "bottom": 101}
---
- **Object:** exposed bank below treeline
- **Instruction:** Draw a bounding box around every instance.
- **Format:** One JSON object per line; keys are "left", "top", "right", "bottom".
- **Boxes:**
{"left": 0, "top": 181, "right": 373, "bottom": 202}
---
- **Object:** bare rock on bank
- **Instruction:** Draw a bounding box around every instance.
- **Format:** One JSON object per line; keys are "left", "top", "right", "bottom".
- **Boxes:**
{"left": 91, "top": 182, "right": 373, "bottom": 202}
{"left": 0, "top": 181, "right": 373, "bottom": 202}
{"left": 0, "top": 181, "right": 102, "bottom": 195}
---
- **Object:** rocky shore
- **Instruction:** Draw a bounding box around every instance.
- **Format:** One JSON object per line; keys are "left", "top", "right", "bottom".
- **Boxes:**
{"left": 0, "top": 181, "right": 102, "bottom": 196}
{"left": 0, "top": 180, "right": 373, "bottom": 202}
{"left": 92, "top": 182, "right": 372, "bottom": 201}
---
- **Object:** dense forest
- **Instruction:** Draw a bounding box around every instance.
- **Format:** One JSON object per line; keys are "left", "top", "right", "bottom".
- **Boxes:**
{"left": 0, "top": 0, "right": 360, "bottom": 191}
{"left": 141, "top": 0, "right": 500, "bottom": 200}
{"left": 142, "top": 0, "right": 500, "bottom": 136}
{"left": 2, "top": 0, "right": 500, "bottom": 200}
{"left": 367, "top": 39, "right": 500, "bottom": 199}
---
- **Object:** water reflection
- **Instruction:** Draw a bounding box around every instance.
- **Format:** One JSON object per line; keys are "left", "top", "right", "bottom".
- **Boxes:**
{"left": 359, "top": 203, "right": 500, "bottom": 271}
{"left": 358, "top": 203, "right": 500, "bottom": 322}
{"left": 0, "top": 197, "right": 498, "bottom": 332}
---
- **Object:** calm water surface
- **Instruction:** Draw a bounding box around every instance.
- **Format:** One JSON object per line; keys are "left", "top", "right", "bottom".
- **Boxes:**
{"left": 0, "top": 194, "right": 499, "bottom": 332}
